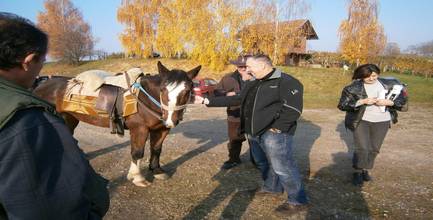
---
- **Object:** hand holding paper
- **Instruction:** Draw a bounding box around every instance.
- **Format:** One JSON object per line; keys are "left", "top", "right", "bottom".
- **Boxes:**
{"left": 386, "top": 85, "right": 403, "bottom": 101}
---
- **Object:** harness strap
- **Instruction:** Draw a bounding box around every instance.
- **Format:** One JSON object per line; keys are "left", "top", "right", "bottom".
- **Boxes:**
{"left": 133, "top": 92, "right": 164, "bottom": 121}
{"left": 132, "top": 82, "right": 162, "bottom": 108}
{"left": 125, "top": 74, "right": 163, "bottom": 121}
{"left": 161, "top": 103, "right": 188, "bottom": 111}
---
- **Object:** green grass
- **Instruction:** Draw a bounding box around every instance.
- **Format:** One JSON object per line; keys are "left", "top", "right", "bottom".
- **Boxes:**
{"left": 42, "top": 58, "right": 223, "bottom": 78}
{"left": 381, "top": 72, "right": 433, "bottom": 104}
{"left": 279, "top": 66, "right": 433, "bottom": 108}
{"left": 279, "top": 66, "right": 354, "bottom": 108}
{"left": 41, "top": 58, "right": 433, "bottom": 108}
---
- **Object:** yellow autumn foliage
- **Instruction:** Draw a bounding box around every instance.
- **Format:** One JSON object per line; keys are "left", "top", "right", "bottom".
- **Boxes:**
{"left": 383, "top": 56, "right": 433, "bottom": 78}
{"left": 37, "top": 0, "right": 94, "bottom": 64}
{"left": 117, "top": 0, "right": 161, "bottom": 58}
{"left": 338, "top": 0, "right": 386, "bottom": 65}
{"left": 157, "top": 0, "right": 250, "bottom": 70}
{"left": 117, "top": 0, "right": 309, "bottom": 70}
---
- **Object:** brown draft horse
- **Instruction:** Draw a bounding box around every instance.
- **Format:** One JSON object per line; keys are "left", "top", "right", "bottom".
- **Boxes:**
{"left": 33, "top": 61, "right": 201, "bottom": 187}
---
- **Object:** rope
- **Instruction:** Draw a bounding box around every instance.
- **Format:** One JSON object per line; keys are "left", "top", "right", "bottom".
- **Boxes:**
{"left": 125, "top": 75, "right": 163, "bottom": 121}
{"left": 132, "top": 82, "right": 162, "bottom": 108}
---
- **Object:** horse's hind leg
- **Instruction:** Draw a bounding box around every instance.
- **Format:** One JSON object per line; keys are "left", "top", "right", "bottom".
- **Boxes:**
{"left": 149, "top": 128, "right": 170, "bottom": 180}
{"left": 127, "top": 126, "right": 151, "bottom": 187}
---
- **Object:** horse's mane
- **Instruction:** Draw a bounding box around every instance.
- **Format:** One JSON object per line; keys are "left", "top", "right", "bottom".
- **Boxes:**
{"left": 142, "top": 70, "right": 192, "bottom": 86}
{"left": 164, "top": 69, "right": 192, "bottom": 85}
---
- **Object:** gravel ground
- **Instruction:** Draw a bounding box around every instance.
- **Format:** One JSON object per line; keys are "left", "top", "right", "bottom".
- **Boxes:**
{"left": 74, "top": 105, "right": 433, "bottom": 220}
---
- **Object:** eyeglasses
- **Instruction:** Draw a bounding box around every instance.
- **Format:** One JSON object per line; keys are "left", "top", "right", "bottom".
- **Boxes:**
{"left": 237, "top": 66, "right": 247, "bottom": 69}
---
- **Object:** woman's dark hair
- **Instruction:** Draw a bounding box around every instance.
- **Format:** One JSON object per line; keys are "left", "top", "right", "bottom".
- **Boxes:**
{"left": 0, "top": 12, "right": 48, "bottom": 70}
{"left": 352, "top": 64, "right": 381, "bottom": 80}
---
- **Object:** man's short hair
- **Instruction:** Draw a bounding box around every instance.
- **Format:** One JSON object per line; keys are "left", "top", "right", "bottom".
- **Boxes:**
{"left": 0, "top": 12, "right": 48, "bottom": 70}
{"left": 248, "top": 54, "right": 273, "bottom": 67}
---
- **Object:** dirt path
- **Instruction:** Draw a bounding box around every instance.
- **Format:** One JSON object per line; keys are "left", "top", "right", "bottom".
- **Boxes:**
{"left": 75, "top": 105, "right": 433, "bottom": 219}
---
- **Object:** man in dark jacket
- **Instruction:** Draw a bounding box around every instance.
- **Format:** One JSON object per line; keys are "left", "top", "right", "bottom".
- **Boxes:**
{"left": 195, "top": 54, "right": 308, "bottom": 216}
{"left": 0, "top": 13, "right": 109, "bottom": 219}
{"left": 213, "top": 55, "right": 253, "bottom": 170}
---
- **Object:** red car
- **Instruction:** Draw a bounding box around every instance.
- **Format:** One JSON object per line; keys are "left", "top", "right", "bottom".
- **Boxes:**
{"left": 192, "top": 78, "right": 218, "bottom": 97}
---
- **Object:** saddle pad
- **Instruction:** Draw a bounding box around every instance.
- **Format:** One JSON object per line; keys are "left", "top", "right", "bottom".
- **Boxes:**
{"left": 66, "top": 68, "right": 143, "bottom": 97}
{"left": 104, "top": 67, "right": 143, "bottom": 89}
{"left": 66, "top": 80, "right": 101, "bottom": 97}
{"left": 75, "top": 70, "right": 114, "bottom": 92}
{"left": 60, "top": 94, "right": 138, "bottom": 117}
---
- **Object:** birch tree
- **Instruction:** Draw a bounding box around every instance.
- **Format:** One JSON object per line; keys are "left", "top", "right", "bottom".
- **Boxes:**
{"left": 117, "top": 0, "right": 161, "bottom": 58}
{"left": 37, "top": 0, "right": 94, "bottom": 64}
{"left": 338, "top": 0, "right": 386, "bottom": 65}
{"left": 156, "top": 0, "right": 250, "bottom": 70}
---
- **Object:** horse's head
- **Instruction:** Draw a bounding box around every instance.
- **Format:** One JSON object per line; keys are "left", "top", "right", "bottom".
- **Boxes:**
{"left": 157, "top": 61, "right": 201, "bottom": 128}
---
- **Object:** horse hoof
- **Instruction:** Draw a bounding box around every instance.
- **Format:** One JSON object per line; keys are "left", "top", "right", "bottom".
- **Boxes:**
{"left": 154, "top": 173, "right": 169, "bottom": 180}
{"left": 132, "top": 179, "right": 151, "bottom": 187}
{"left": 126, "top": 173, "right": 135, "bottom": 181}
{"left": 131, "top": 175, "right": 151, "bottom": 187}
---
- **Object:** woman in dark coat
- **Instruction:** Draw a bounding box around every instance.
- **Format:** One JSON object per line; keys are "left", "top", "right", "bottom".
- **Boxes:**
{"left": 338, "top": 64, "right": 407, "bottom": 186}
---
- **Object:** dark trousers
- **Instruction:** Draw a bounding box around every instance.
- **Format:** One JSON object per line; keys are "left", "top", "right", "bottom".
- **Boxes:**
{"left": 353, "top": 120, "right": 390, "bottom": 170}
{"left": 227, "top": 120, "right": 245, "bottom": 163}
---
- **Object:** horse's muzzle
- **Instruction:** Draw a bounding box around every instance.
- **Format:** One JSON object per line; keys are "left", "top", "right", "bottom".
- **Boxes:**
{"left": 163, "top": 120, "right": 179, "bottom": 128}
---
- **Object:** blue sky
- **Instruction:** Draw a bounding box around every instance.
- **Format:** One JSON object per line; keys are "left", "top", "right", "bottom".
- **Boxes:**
{"left": 1, "top": 0, "right": 432, "bottom": 53}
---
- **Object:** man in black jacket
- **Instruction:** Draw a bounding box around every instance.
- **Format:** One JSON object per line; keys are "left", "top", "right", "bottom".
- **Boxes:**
{"left": 0, "top": 13, "right": 109, "bottom": 219}
{"left": 195, "top": 54, "right": 308, "bottom": 215}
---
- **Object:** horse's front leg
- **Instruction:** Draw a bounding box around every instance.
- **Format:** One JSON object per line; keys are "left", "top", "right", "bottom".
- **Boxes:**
{"left": 127, "top": 126, "right": 151, "bottom": 187}
{"left": 149, "top": 128, "right": 170, "bottom": 180}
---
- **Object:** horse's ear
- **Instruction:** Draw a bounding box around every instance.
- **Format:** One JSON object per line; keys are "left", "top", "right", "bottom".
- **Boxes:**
{"left": 157, "top": 61, "right": 170, "bottom": 77}
{"left": 187, "top": 65, "right": 201, "bottom": 79}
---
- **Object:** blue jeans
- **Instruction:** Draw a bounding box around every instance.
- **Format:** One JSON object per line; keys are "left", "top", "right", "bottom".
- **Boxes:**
{"left": 248, "top": 130, "right": 308, "bottom": 205}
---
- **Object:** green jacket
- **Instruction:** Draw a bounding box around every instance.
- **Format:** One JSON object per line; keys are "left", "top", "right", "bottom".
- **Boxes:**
{"left": 0, "top": 76, "right": 59, "bottom": 130}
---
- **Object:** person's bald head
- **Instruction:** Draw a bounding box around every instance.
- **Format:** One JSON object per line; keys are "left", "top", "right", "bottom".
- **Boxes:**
{"left": 246, "top": 54, "right": 274, "bottom": 79}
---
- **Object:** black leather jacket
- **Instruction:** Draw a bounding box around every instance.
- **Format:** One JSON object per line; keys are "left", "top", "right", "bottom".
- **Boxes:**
{"left": 337, "top": 78, "right": 408, "bottom": 130}
{"left": 208, "top": 69, "right": 303, "bottom": 136}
